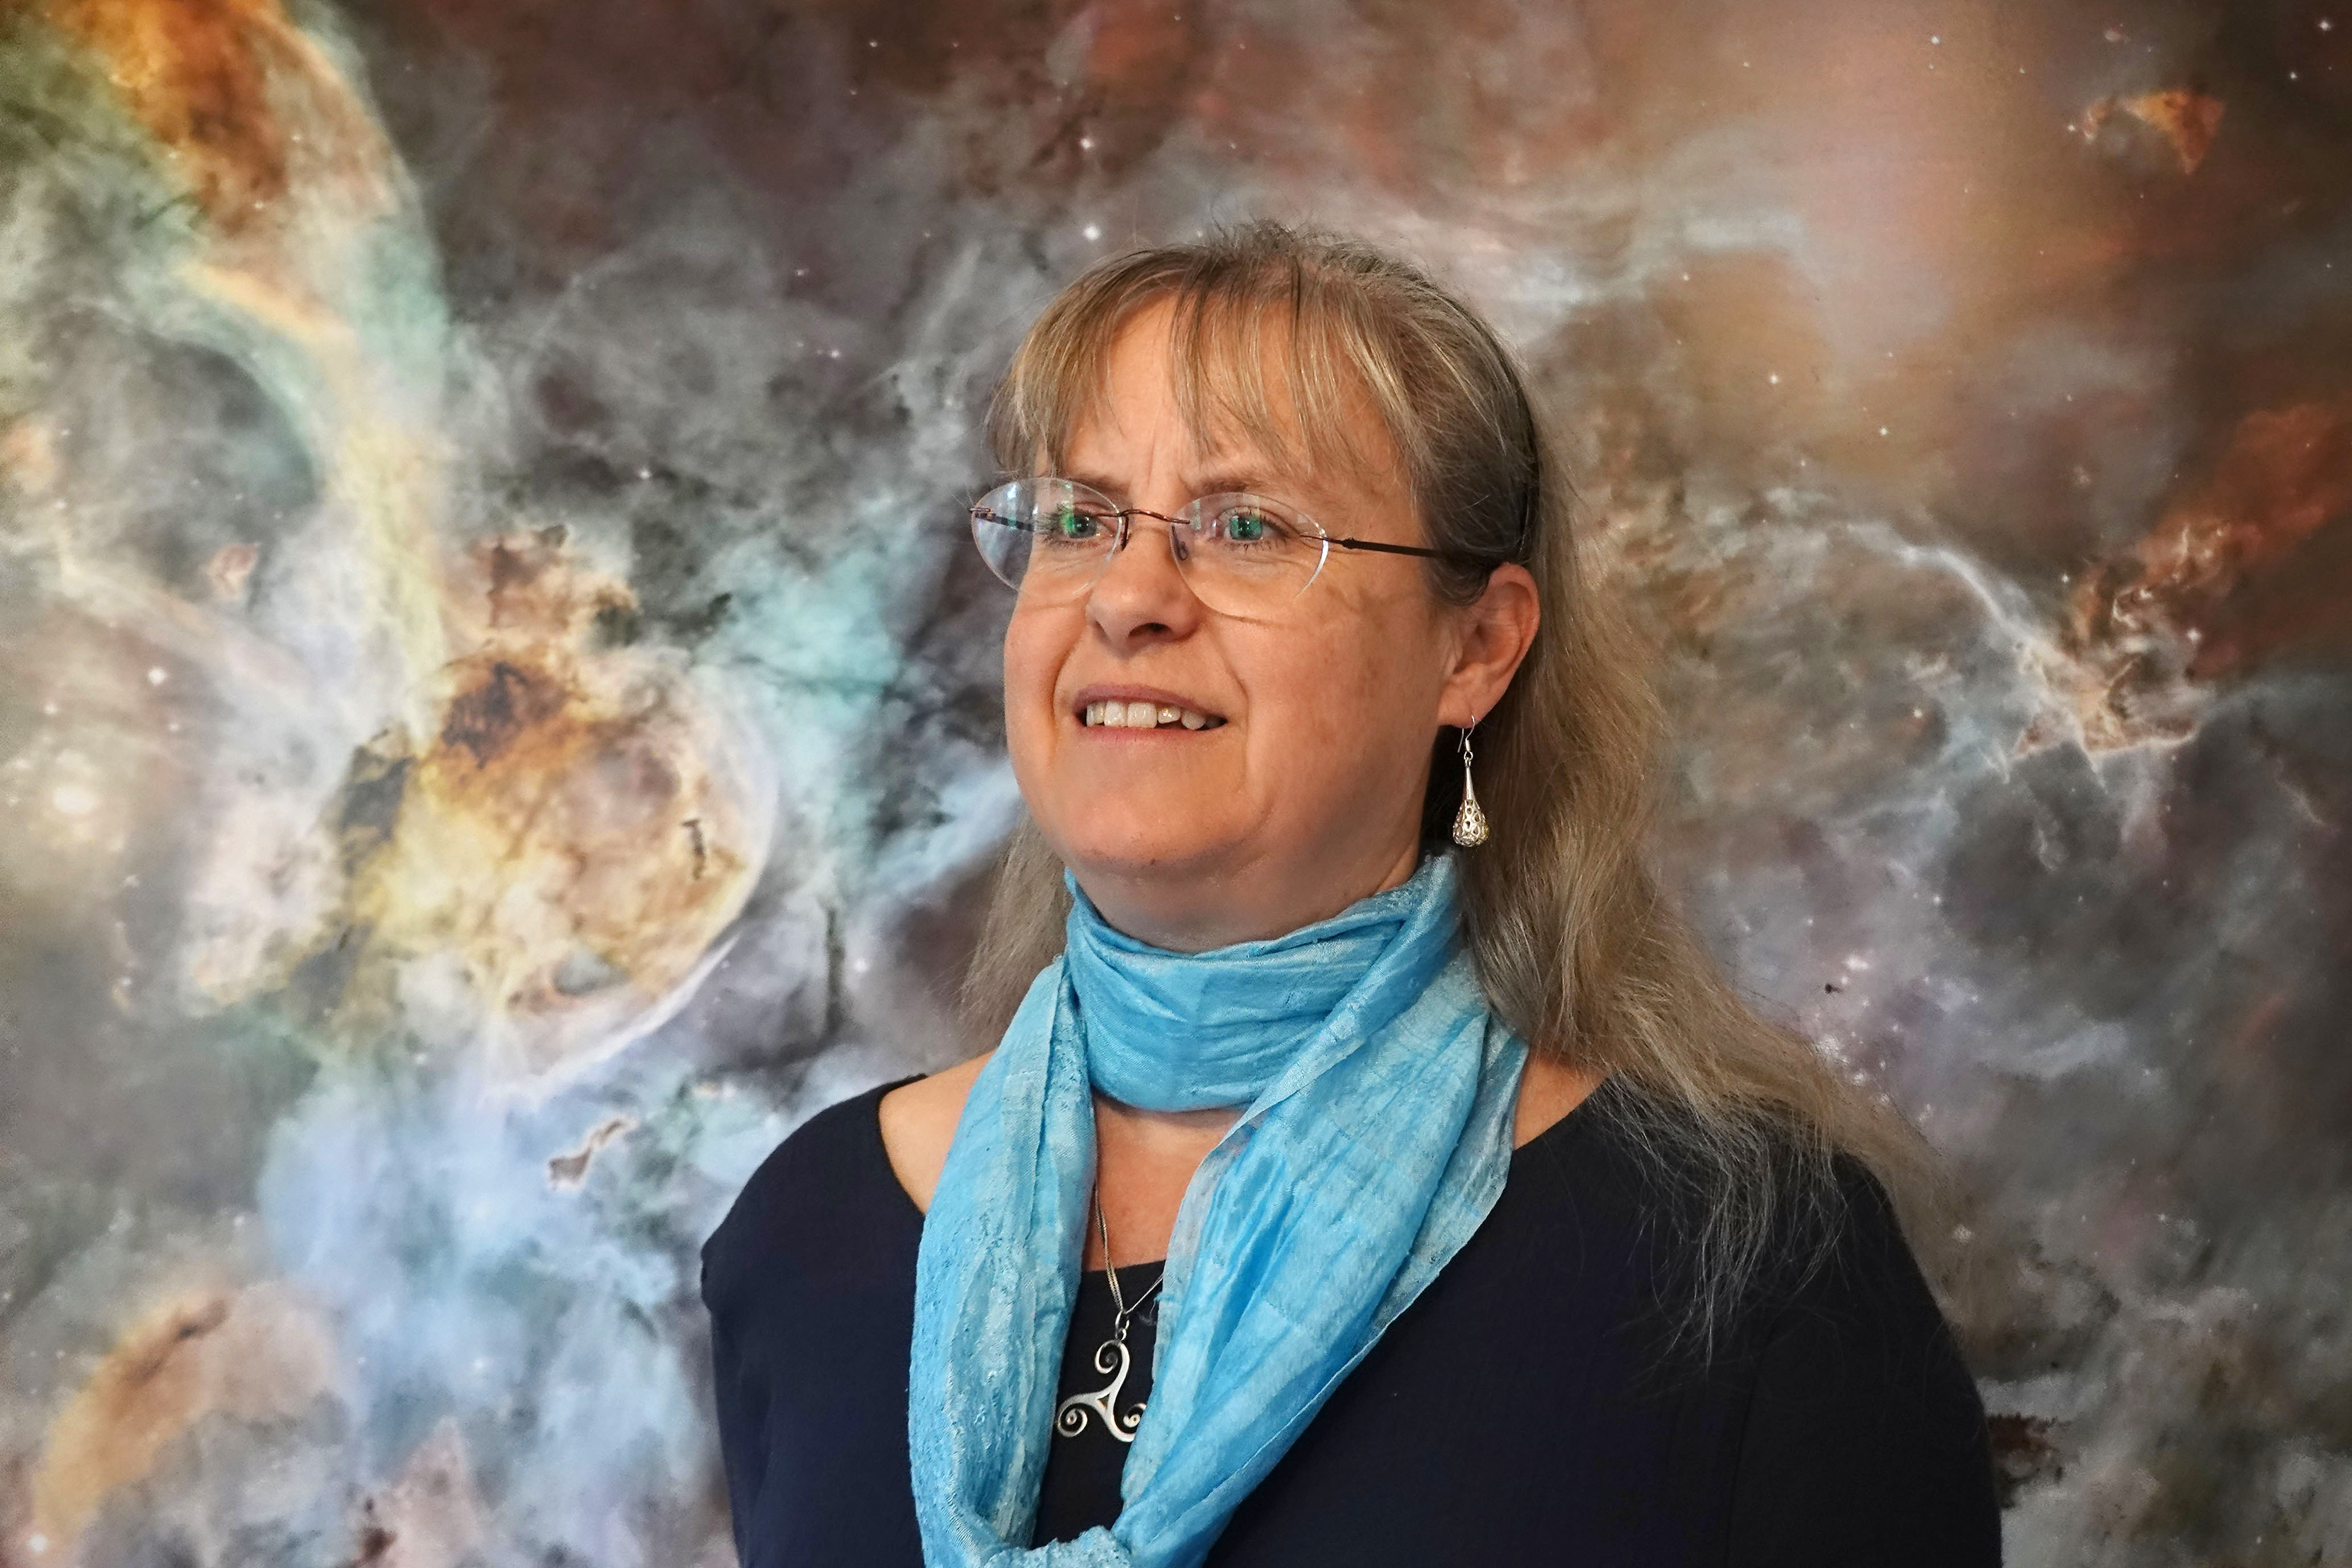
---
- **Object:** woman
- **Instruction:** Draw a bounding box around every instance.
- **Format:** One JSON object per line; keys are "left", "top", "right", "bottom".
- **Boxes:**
{"left": 702, "top": 222, "right": 2002, "bottom": 1567}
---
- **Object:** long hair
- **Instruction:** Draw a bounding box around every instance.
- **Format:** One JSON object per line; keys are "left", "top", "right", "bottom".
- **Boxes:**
{"left": 960, "top": 220, "right": 1937, "bottom": 1350}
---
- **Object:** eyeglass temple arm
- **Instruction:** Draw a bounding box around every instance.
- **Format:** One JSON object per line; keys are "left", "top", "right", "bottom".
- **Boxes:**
{"left": 1326, "top": 535, "right": 1460, "bottom": 562}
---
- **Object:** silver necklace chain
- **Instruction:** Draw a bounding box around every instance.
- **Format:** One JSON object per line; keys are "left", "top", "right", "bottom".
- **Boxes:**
{"left": 1096, "top": 1195, "right": 1165, "bottom": 1333}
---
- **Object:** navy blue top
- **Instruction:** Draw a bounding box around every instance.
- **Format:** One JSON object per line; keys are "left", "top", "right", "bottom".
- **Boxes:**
{"left": 700, "top": 1074, "right": 2001, "bottom": 1566}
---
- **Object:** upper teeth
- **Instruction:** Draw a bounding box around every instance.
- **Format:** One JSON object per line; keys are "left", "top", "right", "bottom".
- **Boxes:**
{"left": 1085, "top": 700, "right": 1219, "bottom": 730}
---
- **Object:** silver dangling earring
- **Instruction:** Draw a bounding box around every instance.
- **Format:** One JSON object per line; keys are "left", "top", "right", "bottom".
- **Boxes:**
{"left": 1451, "top": 720, "right": 1489, "bottom": 848}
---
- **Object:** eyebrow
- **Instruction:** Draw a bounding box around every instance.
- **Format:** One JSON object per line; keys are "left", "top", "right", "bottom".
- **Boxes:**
{"left": 1065, "top": 469, "right": 1295, "bottom": 504}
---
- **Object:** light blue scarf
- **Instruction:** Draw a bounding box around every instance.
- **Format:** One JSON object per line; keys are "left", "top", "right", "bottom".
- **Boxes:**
{"left": 909, "top": 852, "right": 1528, "bottom": 1567}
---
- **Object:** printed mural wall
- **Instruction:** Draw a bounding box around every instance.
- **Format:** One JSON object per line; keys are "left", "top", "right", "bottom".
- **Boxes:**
{"left": 1, "top": 1, "right": 2347, "bottom": 1563}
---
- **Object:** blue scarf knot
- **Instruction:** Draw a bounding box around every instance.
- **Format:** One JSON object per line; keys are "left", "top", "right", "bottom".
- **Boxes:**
{"left": 910, "top": 852, "right": 1528, "bottom": 1567}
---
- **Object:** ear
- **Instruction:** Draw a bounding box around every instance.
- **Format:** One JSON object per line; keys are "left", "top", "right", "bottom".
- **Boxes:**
{"left": 1438, "top": 564, "right": 1540, "bottom": 728}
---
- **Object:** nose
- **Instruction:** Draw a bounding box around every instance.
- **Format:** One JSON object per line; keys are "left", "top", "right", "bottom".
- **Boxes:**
{"left": 1086, "top": 510, "right": 1203, "bottom": 648}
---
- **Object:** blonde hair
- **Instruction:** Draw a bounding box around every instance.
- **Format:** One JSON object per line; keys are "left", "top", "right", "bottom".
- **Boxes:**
{"left": 963, "top": 221, "right": 1937, "bottom": 1349}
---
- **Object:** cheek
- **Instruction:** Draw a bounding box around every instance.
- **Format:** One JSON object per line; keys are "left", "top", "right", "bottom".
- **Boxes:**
{"left": 1006, "top": 600, "right": 1079, "bottom": 686}
{"left": 1243, "top": 604, "right": 1440, "bottom": 778}
{"left": 1001, "top": 607, "right": 1071, "bottom": 760}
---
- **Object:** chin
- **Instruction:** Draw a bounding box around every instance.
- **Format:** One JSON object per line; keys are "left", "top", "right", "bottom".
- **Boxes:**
{"left": 1041, "top": 811, "right": 1241, "bottom": 888}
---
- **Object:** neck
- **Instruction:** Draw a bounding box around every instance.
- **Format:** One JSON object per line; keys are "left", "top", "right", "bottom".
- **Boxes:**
{"left": 1085, "top": 1090, "right": 1239, "bottom": 1270}
{"left": 1073, "top": 835, "right": 1425, "bottom": 952}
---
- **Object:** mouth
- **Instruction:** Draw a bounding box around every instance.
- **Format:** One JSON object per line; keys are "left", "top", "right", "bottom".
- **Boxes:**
{"left": 1076, "top": 695, "right": 1228, "bottom": 731}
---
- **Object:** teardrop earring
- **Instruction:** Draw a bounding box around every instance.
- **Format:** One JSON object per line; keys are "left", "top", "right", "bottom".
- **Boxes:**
{"left": 1451, "top": 720, "right": 1489, "bottom": 848}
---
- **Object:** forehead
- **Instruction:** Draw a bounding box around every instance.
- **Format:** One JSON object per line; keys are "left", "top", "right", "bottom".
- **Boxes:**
{"left": 1051, "top": 296, "right": 1402, "bottom": 506}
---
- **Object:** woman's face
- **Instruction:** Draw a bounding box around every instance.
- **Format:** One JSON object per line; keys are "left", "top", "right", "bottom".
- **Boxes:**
{"left": 1002, "top": 301, "right": 1536, "bottom": 951}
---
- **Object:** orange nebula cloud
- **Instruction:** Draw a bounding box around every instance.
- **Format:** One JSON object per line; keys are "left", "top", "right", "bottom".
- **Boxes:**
{"left": 2054, "top": 401, "right": 2352, "bottom": 749}
{"left": 25, "top": 1284, "right": 333, "bottom": 1559}
{"left": 43, "top": 0, "right": 291, "bottom": 228}
{"left": 331, "top": 527, "right": 765, "bottom": 1084}
{"left": 2081, "top": 87, "right": 2226, "bottom": 175}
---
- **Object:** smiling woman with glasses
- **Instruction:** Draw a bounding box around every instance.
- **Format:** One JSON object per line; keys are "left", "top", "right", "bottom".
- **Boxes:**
{"left": 702, "top": 222, "right": 2001, "bottom": 1568}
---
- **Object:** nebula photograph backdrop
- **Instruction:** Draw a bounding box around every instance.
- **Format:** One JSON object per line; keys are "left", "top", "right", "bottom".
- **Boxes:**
{"left": 0, "top": 0, "right": 2347, "bottom": 1563}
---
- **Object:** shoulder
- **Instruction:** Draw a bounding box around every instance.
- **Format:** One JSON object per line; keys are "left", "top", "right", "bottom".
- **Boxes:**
{"left": 1726, "top": 1158, "right": 2000, "bottom": 1564}
{"left": 1752, "top": 1157, "right": 1986, "bottom": 1431}
{"left": 699, "top": 1074, "right": 925, "bottom": 1323}
{"left": 874, "top": 1049, "right": 991, "bottom": 1214}
{"left": 1761, "top": 1157, "right": 1942, "bottom": 1342}
{"left": 1515, "top": 1088, "right": 1965, "bottom": 1378}
{"left": 1705, "top": 1146, "right": 1956, "bottom": 1369}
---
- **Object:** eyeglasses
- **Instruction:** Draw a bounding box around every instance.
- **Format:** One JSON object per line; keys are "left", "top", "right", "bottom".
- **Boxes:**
{"left": 969, "top": 476, "right": 1465, "bottom": 620}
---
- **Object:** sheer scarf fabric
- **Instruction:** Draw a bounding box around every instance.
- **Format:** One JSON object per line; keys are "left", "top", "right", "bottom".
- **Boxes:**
{"left": 908, "top": 853, "right": 1528, "bottom": 1568}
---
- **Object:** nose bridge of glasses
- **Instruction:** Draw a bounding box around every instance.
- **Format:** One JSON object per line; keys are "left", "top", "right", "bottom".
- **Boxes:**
{"left": 1107, "top": 505, "right": 1198, "bottom": 563}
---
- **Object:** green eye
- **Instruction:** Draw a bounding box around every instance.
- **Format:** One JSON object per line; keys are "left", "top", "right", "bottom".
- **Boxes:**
{"left": 1223, "top": 509, "right": 1271, "bottom": 543}
{"left": 1048, "top": 506, "right": 1102, "bottom": 540}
